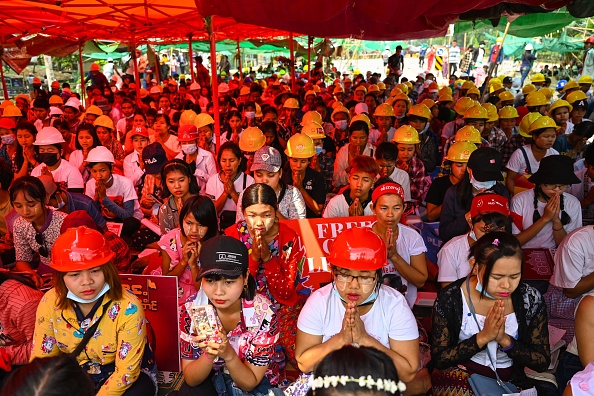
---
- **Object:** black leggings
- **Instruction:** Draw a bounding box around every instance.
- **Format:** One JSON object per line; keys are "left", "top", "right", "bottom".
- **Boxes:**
{"left": 122, "top": 372, "right": 156, "bottom": 395}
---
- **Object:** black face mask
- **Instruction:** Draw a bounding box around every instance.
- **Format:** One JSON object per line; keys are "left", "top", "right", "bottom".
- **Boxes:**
{"left": 39, "top": 152, "right": 60, "bottom": 167}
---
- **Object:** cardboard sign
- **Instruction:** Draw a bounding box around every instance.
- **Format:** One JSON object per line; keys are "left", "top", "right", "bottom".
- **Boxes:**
{"left": 120, "top": 274, "right": 180, "bottom": 372}
{"left": 522, "top": 248, "right": 555, "bottom": 280}
{"left": 282, "top": 216, "right": 375, "bottom": 292}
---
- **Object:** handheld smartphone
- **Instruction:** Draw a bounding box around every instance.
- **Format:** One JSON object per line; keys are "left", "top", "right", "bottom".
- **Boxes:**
{"left": 190, "top": 305, "right": 222, "bottom": 343}
{"left": 148, "top": 193, "right": 163, "bottom": 205}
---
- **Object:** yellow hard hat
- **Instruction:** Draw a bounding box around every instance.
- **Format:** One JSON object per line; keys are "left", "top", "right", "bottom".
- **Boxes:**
{"left": 566, "top": 90, "right": 588, "bottom": 105}
{"left": 481, "top": 103, "right": 498, "bottom": 122}
{"left": 377, "top": 82, "right": 386, "bottom": 90}
{"left": 94, "top": 115, "right": 114, "bottom": 130}
{"left": 522, "top": 84, "right": 536, "bottom": 95}
{"left": 368, "top": 84, "right": 379, "bottom": 93}
{"left": 467, "top": 87, "right": 480, "bottom": 97}
{"left": 390, "top": 87, "right": 403, "bottom": 97}
{"left": 283, "top": 98, "right": 300, "bottom": 109}
{"left": 304, "top": 90, "right": 317, "bottom": 98}
{"left": 439, "top": 86, "right": 452, "bottom": 96}
{"left": 194, "top": 113, "right": 215, "bottom": 129}
{"left": 285, "top": 133, "right": 316, "bottom": 158}
{"left": 374, "top": 103, "right": 395, "bottom": 117}
{"left": 179, "top": 109, "right": 197, "bottom": 126}
{"left": 392, "top": 125, "right": 421, "bottom": 144}
{"left": 354, "top": 85, "right": 367, "bottom": 94}
{"left": 85, "top": 105, "right": 103, "bottom": 116}
{"left": 548, "top": 100, "right": 573, "bottom": 116}
{"left": 498, "top": 91, "right": 514, "bottom": 102}
{"left": 531, "top": 73, "right": 545, "bottom": 83}
{"left": 331, "top": 106, "right": 350, "bottom": 121}
{"left": 350, "top": 113, "right": 371, "bottom": 128}
{"left": 562, "top": 80, "right": 579, "bottom": 92}
{"left": 301, "top": 121, "right": 326, "bottom": 139}
{"left": 239, "top": 86, "right": 251, "bottom": 96}
{"left": 49, "top": 95, "right": 63, "bottom": 105}
{"left": 396, "top": 83, "right": 409, "bottom": 95}
{"left": 421, "top": 99, "right": 436, "bottom": 109}
{"left": 578, "top": 75, "right": 593, "bottom": 85}
{"left": 525, "top": 91, "right": 548, "bottom": 107}
{"left": 444, "top": 141, "right": 477, "bottom": 162}
{"left": 2, "top": 106, "right": 22, "bottom": 117}
{"left": 489, "top": 83, "right": 504, "bottom": 94}
{"left": 438, "top": 93, "right": 453, "bottom": 103}
{"left": 461, "top": 81, "right": 475, "bottom": 90}
{"left": 333, "top": 85, "right": 345, "bottom": 94}
{"left": 239, "top": 126, "right": 266, "bottom": 152}
{"left": 392, "top": 93, "right": 411, "bottom": 106}
{"left": 301, "top": 111, "right": 323, "bottom": 126}
{"left": 454, "top": 125, "right": 482, "bottom": 144}
{"left": 312, "top": 85, "right": 321, "bottom": 93}
{"left": 519, "top": 112, "right": 542, "bottom": 137}
{"left": 540, "top": 87, "right": 553, "bottom": 100}
{"left": 498, "top": 106, "right": 519, "bottom": 119}
{"left": 528, "top": 116, "right": 561, "bottom": 134}
{"left": 0, "top": 100, "right": 13, "bottom": 109}
{"left": 407, "top": 103, "right": 432, "bottom": 119}
{"left": 255, "top": 103, "right": 263, "bottom": 118}
{"left": 354, "top": 69, "right": 361, "bottom": 75}
{"left": 404, "top": 81, "right": 413, "bottom": 91}
{"left": 488, "top": 78, "right": 502, "bottom": 86}
{"left": 454, "top": 97, "right": 477, "bottom": 116}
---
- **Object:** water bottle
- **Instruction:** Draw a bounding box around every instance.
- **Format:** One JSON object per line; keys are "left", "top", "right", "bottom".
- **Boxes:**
{"left": 271, "top": 345, "right": 288, "bottom": 389}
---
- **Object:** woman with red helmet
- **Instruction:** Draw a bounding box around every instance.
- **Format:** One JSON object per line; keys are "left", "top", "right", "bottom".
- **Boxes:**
{"left": 294, "top": 227, "right": 419, "bottom": 393}
{"left": 30, "top": 226, "right": 157, "bottom": 395}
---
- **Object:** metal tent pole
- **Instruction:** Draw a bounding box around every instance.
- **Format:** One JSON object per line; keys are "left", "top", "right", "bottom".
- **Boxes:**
{"left": 290, "top": 32, "right": 296, "bottom": 92}
{"left": 188, "top": 34, "right": 195, "bottom": 83}
{"left": 78, "top": 41, "right": 86, "bottom": 106}
{"left": 208, "top": 16, "right": 221, "bottom": 154}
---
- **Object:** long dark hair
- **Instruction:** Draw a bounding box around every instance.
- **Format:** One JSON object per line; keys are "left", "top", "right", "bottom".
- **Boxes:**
{"left": 203, "top": 271, "right": 257, "bottom": 301}
{"left": 14, "top": 121, "right": 38, "bottom": 171}
{"left": 179, "top": 195, "right": 218, "bottom": 241}
{"left": 160, "top": 159, "right": 200, "bottom": 199}
{"left": 455, "top": 172, "right": 473, "bottom": 209}
{"left": 532, "top": 185, "right": 571, "bottom": 225}
{"left": 9, "top": 176, "right": 47, "bottom": 211}
{"left": 74, "top": 122, "right": 101, "bottom": 150}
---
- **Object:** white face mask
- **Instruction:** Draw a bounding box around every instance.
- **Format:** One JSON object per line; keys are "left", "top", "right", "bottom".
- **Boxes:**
{"left": 245, "top": 111, "right": 255, "bottom": 119}
{"left": 470, "top": 175, "right": 496, "bottom": 191}
{"left": 182, "top": 143, "right": 198, "bottom": 155}
{"left": 1, "top": 134, "right": 15, "bottom": 145}
{"left": 67, "top": 283, "right": 111, "bottom": 304}
{"left": 335, "top": 120, "right": 348, "bottom": 130}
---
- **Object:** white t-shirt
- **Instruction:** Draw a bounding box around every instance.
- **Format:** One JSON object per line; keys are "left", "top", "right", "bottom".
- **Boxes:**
{"left": 123, "top": 150, "right": 145, "bottom": 187}
{"left": 204, "top": 172, "right": 255, "bottom": 213}
{"left": 297, "top": 283, "right": 418, "bottom": 346}
{"left": 323, "top": 193, "right": 374, "bottom": 218}
{"left": 438, "top": 233, "right": 474, "bottom": 283}
{"left": 333, "top": 142, "right": 375, "bottom": 188}
{"left": 68, "top": 150, "right": 84, "bottom": 171}
{"left": 31, "top": 160, "right": 84, "bottom": 190}
{"left": 551, "top": 226, "right": 594, "bottom": 289}
{"left": 85, "top": 174, "right": 143, "bottom": 220}
{"left": 175, "top": 148, "right": 217, "bottom": 191}
{"left": 567, "top": 168, "right": 593, "bottom": 201}
{"left": 375, "top": 223, "right": 427, "bottom": 307}
{"left": 511, "top": 189, "right": 582, "bottom": 249}
{"left": 506, "top": 144, "right": 559, "bottom": 175}
{"left": 388, "top": 167, "right": 412, "bottom": 202}
{"left": 368, "top": 127, "right": 395, "bottom": 146}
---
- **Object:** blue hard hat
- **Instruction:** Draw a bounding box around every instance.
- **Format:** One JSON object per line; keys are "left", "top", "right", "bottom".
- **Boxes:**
{"left": 557, "top": 80, "right": 567, "bottom": 91}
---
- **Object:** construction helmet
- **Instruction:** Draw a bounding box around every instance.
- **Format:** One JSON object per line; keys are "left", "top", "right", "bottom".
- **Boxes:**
{"left": 377, "top": 82, "right": 386, "bottom": 90}
{"left": 578, "top": 75, "right": 593, "bottom": 85}
{"left": 304, "top": 90, "right": 317, "bottom": 98}
{"left": 540, "top": 87, "right": 553, "bottom": 100}
{"left": 404, "top": 81, "right": 413, "bottom": 92}
{"left": 368, "top": 84, "right": 380, "bottom": 93}
{"left": 454, "top": 126, "right": 482, "bottom": 144}
{"left": 301, "top": 111, "right": 323, "bottom": 127}
{"left": 333, "top": 85, "right": 345, "bottom": 94}
{"left": 301, "top": 121, "right": 326, "bottom": 139}
{"left": 467, "top": 87, "right": 481, "bottom": 97}
{"left": 178, "top": 124, "right": 199, "bottom": 142}
{"left": 392, "top": 125, "right": 421, "bottom": 144}
{"left": 421, "top": 99, "right": 437, "bottom": 109}
{"left": 354, "top": 85, "right": 367, "bottom": 94}
{"left": 239, "top": 86, "right": 251, "bottom": 96}
{"left": 463, "top": 104, "right": 488, "bottom": 120}
{"left": 519, "top": 112, "right": 542, "bottom": 137}
{"left": 374, "top": 103, "right": 395, "bottom": 117}
{"left": 489, "top": 83, "right": 504, "bottom": 94}
{"left": 49, "top": 95, "right": 63, "bottom": 106}
{"left": 498, "top": 106, "right": 519, "bottom": 119}
{"left": 350, "top": 113, "right": 371, "bottom": 128}
{"left": 94, "top": 115, "right": 114, "bottom": 130}
{"left": 85, "top": 105, "right": 103, "bottom": 116}
{"left": 283, "top": 98, "right": 300, "bottom": 109}
{"left": 2, "top": 106, "right": 22, "bottom": 118}
{"left": 522, "top": 84, "right": 536, "bottom": 95}
{"left": 390, "top": 87, "right": 403, "bottom": 97}
{"left": 439, "top": 86, "right": 452, "bottom": 96}
{"left": 392, "top": 93, "right": 411, "bottom": 107}
{"left": 331, "top": 106, "right": 350, "bottom": 121}
{"left": 255, "top": 103, "right": 263, "bottom": 118}
{"left": 86, "top": 146, "right": 115, "bottom": 163}
{"left": 396, "top": 83, "right": 409, "bottom": 95}
{"left": 194, "top": 113, "right": 215, "bottom": 129}
{"left": 566, "top": 90, "right": 588, "bottom": 105}
{"left": 407, "top": 103, "right": 432, "bottom": 120}
{"left": 525, "top": 91, "right": 549, "bottom": 107}
{"left": 239, "top": 127, "right": 266, "bottom": 152}
{"left": 327, "top": 227, "right": 387, "bottom": 271}
{"left": 179, "top": 109, "right": 197, "bottom": 126}
{"left": 481, "top": 103, "right": 499, "bottom": 122}
{"left": 528, "top": 116, "right": 561, "bottom": 134}
{"left": 51, "top": 226, "right": 114, "bottom": 272}
{"left": 285, "top": 133, "right": 316, "bottom": 158}
{"left": 312, "top": 85, "right": 321, "bottom": 93}
{"left": 531, "top": 73, "right": 545, "bottom": 83}
{"left": 34, "top": 127, "right": 65, "bottom": 145}
{"left": 461, "top": 81, "right": 475, "bottom": 91}
{"left": 438, "top": 93, "right": 454, "bottom": 103}
{"left": 444, "top": 141, "right": 477, "bottom": 162}
{"left": 454, "top": 97, "right": 476, "bottom": 116}
{"left": 498, "top": 91, "right": 514, "bottom": 102}
{"left": 586, "top": 37, "right": 594, "bottom": 44}
{"left": 562, "top": 80, "right": 579, "bottom": 92}
{"left": 548, "top": 100, "right": 573, "bottom": 116}
{"left": 89, "top": 63, "right": 100, "bottom": 72}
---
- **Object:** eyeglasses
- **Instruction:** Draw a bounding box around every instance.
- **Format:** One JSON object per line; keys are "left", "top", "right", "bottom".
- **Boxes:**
{"left": 334, "top": 273, "right": 377, "bottom": 285}
{"left": 35, "top": 233, "right": 49, "bottom": 257}
{"left": 542, "top": 184, "right": 569, "bottom": 190}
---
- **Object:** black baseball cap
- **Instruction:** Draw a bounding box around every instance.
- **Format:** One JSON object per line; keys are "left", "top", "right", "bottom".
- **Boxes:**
{"left": 33, "top": 97, "right": 50, "bottom": 110}
{"left": 467, "top": 147, "right": 504, "bottom": 182}
{"left": 197, "top": 236, "right": 248, "bottom": 279}
{"left": 142, "top": 142, "right": 167, "bottom": 174}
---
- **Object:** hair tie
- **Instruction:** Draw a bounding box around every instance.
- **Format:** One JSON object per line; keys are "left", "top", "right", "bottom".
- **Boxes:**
{"left": 492, "top": 238, "right": 500, "bottom": 246}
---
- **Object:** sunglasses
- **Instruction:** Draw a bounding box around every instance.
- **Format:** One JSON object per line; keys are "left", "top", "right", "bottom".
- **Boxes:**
{"left": 35, "top": 233, "right": 49, "bottom": 257}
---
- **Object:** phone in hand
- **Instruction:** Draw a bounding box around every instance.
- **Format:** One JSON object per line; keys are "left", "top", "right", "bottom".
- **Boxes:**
{"left": 190, "top": 305, "right": 222, "bottom": 344}
{"left": 148, "top": 193, "right": 163, "bottom": 205}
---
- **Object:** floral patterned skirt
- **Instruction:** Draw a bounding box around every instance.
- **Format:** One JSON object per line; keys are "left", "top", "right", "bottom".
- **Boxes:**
{"left": 277, "top": 302, "right": 303, "bottom": 367}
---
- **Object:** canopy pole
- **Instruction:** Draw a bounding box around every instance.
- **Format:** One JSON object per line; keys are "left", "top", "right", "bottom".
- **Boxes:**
{"left": 131, "top": 38, "right": 142, "bottom": 108}
{"left": 0, "top": 57, "right": 9, "bottom": 101}
{"left": 482, "top": 21, "right": 511, "bottom": 102}
{"left": 188, "top": 34, "right": 195, "bottom": 83}
{"left": 237, "top": 40, "right": 243, "bottom": 84}
{"left": 78, "top": 41, "right": 86, "bottom": 106}
{"left": 208, "top": 16, "right": 221, "bottom": 155}
{"left": 307, "top": 36, "right": 312, "bottom": 81}
{"left": 290, "top": 32, "right": 296, "bottom": 92}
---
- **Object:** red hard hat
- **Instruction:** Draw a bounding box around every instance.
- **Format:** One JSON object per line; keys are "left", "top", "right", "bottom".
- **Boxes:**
{"left": 327, "top": 227, "right": 387, "bottom": 271}
{"left": 51, "top": 226, "right": 114, "bottom": 272}
{"left": 587, "top": 37, "right": 594, "bottom": 44}
{"left": 178, "top": 124, "right": 199, "bottom": 142}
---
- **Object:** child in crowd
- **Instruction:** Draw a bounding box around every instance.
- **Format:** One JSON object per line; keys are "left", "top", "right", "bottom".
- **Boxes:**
{"left": 333, "top": 120, "right": 375, "bottom": 189}
{"left": 375, "top": 142, "right": 411, "bottom": 202}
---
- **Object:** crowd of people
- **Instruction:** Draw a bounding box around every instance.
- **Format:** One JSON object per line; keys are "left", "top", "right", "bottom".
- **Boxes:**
{"left": 2, "top": 39, "right": 594, "bottom": 395}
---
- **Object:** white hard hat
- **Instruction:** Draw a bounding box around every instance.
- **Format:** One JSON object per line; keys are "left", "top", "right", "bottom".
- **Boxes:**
{"left": 50, "top": 107, "right": 63, "bottom": 116}
{"left": 525, "top": 43, "right": 533, "bottom": 51}
{"left": 256, "top": 73, "right": 263, "bottom": 80}
{"left": 354, "top": 102, "right": 369, "bottom": 115}
{"left": 86, "top": 146, "right": 115, "bottom": 163}
{"left": 150, "top": 86, "right": 161, "bottom": 94}
{"left": 190, "top": 82, "right": 201, "bottom": 91}
{"left": 107, "top": 57, "right": 113, "bottom": 62}
{"left": 218, "top": 83, "right": 229, "bottom": 93}
{"left": 64, "top": 97, "right": 81, "bottom": 110}
{"left": 34, "top": 127, "right": 66, "bottom": 145}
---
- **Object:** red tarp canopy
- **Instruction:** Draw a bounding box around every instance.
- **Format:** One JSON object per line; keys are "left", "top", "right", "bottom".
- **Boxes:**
{"left": 195, "top": 0, "right": 576, "bottom": 40}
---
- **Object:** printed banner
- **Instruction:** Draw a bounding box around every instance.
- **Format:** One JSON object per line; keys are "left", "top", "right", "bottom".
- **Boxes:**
{"left": 120, "top": 274, "right": 180, "bottom": 372}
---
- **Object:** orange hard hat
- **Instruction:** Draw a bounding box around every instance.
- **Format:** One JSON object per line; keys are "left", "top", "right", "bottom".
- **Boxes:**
{"left": 51, "top": 226, "right": 114, "bottom": 272}
{"left": 327, "top": 227, "right": 386, "bottom": 271}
